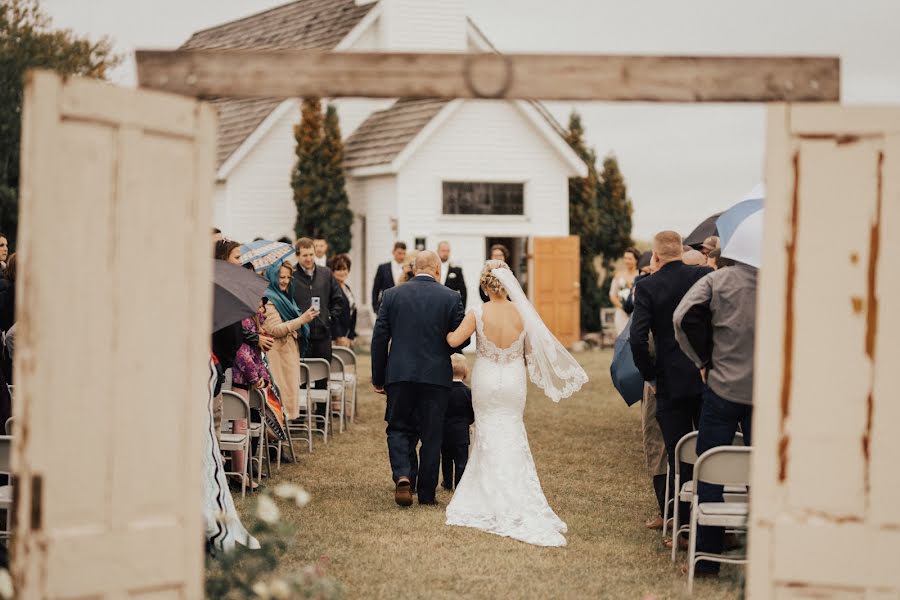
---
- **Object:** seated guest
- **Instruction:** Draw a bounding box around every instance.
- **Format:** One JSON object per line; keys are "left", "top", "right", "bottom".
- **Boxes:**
{"left": 329, "top": 254, "right": 357, "bottom": 347}
{"left": 441, "top": 354, "right": 475, "bottom": 491}
{"left": 674, "top": 255, "right": 757, "bottom": 577}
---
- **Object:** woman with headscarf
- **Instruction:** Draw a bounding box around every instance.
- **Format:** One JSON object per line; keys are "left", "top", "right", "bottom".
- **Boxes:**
{"left": 261, "top": 262, "right": 318, "bottom": 420}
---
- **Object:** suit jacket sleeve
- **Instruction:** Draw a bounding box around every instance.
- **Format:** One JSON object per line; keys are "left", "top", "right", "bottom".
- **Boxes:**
{"left": 370, "top": 292, "right": 392, "bottom": 387}
{"left": 674, "top": 276, "right": 714, "bottom": 369}
{"left": 448, "top": 295, "right": 471, "bottom": 352}
{"left": 457, "top": 268, "right": 468, "bottom": 309}
{"left": 629, "top": 283, "right": 655, "bottom": 382}
{"left": 372, "top": 265, "right": 384, "bottom": 309}
{"left": 328, "top": 272, "right": 343, "bottom": 324}
{"left": 465, "top": 386, "right": 474, "bottom": 425}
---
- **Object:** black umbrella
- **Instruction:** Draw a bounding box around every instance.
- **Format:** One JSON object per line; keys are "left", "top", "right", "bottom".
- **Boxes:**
{"left": 213, "top": 260, "right": 268, "bottom": 332}
{"left": 683, "top": 212, "right": 722, "bottom": 248}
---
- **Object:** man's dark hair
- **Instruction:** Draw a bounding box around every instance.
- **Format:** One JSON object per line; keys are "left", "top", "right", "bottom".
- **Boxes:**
{"left": 393, "top": 241, "right": 407, "bottom": 252}
{"left": 295, "top": 237, "right": 315, "bottom": 252}
{"left": 277, "top": 236, "right": 292, "bottom": 245}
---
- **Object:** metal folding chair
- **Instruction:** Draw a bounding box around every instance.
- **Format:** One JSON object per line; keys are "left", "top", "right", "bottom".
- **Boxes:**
{"left": 247, "top": 388, "right": 270, "bottom": 486}
{"left": 301, "top": 358, "right": 333, "bottom": 444}
{"left": 219, "top": 391, "right": 252, "bottom": 497}
{"left": 0, "top": 435, "right": 11, "bottom": 539}
{"left": 332, "top": 346, "right": 358, "bottom": 423}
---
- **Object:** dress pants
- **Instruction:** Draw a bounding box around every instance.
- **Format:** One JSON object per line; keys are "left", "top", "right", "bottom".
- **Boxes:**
{"left": 695, "top": 386, "right": 753, "bottom": 574}
{"left": 385, "top": 382, "right": 449, "bottom": 503}
{"left": 641, "top": 382, "right": 668, "bottom": 515}
{"left": 441, "top": 422, "right": 471, "bottom": 489}
{"left": 655, "top": 393, "right": 702, "bottom": 533}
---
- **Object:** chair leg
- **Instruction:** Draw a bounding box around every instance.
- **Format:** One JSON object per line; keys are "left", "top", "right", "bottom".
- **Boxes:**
{"left": 671, "top": 474, "right": 681, "bottom": 563}
{"left": 662, "top": 465, "right": 671, "bottom": 539}
{"left": 687, "top": 500, "right": 699, "bottom": 594}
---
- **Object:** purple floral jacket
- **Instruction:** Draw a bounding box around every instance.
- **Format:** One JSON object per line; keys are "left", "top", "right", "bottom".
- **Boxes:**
{"left": 231, "top": 310, "right": 270, "bottom": 389}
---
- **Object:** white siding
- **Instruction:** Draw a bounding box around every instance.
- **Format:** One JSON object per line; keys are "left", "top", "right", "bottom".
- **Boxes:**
{"left": 379, "top": 0, "right": 466, "bottom": 51}
{"left": 394, "top": 100, "right": 574, "bottom": 305}
{"left": 346, "top": 175, "right": 398, "bottom": 308}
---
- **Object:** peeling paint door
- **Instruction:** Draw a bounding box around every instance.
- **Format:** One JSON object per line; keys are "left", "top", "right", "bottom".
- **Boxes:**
{"left": 531, "top": 236, "right": 580, "bottom": 347}
{"left": 13, "top": 71, "right": 215, "bottom": 598}
{"left": 749, "top": 104, "right": 900, "bottom": 598}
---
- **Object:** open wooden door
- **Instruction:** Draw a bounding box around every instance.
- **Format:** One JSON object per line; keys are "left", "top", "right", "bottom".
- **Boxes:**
{"left": 13, "top": 71, "right": 215, "bottom": 598}
{"left": 748, "top": 105, "right": 900, "bottom": 598}
{"left": 531, "top": 236, "right": 580, "bottom": 347}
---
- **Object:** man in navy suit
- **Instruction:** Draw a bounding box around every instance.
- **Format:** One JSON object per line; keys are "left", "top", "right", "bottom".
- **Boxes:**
{"left": 371, "top": 241, "right": 407, "bottom": 313}
{"left": 371, "top": 250, "right": 468, "bottom": 506}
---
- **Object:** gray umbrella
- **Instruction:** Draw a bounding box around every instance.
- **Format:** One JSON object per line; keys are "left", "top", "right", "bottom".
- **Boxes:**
{"left": 213, "top": 260, "right": 268, "bottom": 332}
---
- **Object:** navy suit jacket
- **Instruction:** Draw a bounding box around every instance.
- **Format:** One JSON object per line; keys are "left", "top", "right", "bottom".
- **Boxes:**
{"left": 629, "top": 261, "right": 713, "bottom": 405}
{"left": 371, "top": 275, "right": 468, "bottom": 389}
{"left": 372, "top": 262, "right": 396, "bottom": 312}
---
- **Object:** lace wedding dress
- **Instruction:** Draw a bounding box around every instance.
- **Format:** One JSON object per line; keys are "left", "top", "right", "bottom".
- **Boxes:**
{"left": 445, "top": 304, "right": 574, "bottom": 547}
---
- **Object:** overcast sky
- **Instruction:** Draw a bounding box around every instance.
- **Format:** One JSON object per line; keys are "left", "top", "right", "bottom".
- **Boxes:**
{"left": 41, "top": 0, "right": 900, "bottom": 240}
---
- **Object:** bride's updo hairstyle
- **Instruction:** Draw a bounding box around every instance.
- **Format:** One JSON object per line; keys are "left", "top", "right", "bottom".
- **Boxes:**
{"left": 480, "top": 259, "right": 509, "bottom": 297}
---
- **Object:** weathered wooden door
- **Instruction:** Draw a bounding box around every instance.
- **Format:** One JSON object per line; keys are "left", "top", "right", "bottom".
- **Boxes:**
{"left": 13, "top": 70, "right": 215, "bottom": 598}
{"left": 531, "top": 236, "right": 580, "bottom": 347}
{"left": 748, "top": 105, "right": 900, "bottom": 598}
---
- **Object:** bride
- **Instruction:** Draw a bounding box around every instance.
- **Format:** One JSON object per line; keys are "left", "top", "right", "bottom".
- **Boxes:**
{"left": 444, "top": 260, "right": 588, "bottom": 547}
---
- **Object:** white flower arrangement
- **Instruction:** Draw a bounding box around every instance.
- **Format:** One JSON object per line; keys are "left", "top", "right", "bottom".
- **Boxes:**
{"left": 274, "top": 482, "right": 312, "bottom": 507}
{"left": 255, "top": 495, "right": 281, "bottom": 524}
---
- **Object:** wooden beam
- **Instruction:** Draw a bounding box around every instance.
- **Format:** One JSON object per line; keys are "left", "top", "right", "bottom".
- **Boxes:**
{"left": 135, "top": 50, "right": 840, "bottom": 103}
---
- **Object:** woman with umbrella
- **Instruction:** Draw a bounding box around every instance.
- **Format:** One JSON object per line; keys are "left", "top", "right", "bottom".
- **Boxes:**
{"left": 262, "top": 262, "right": 319, "bottom": 421}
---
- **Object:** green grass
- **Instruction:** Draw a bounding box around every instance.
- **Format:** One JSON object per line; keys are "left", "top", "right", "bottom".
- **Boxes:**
{"left": 236, "top": 350, "right": 742, "bottom": 599}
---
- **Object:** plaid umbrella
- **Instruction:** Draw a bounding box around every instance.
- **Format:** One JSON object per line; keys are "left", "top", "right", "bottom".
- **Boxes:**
{"left": 239, "top": 240, "right": 295, "bottom": 274}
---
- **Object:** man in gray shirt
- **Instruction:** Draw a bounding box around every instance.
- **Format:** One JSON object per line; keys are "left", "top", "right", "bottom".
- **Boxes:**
{"left": 673, "top": 261, "right": 757, "bottom": 576}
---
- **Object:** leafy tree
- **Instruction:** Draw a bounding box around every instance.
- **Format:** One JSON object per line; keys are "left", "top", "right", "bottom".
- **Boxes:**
{"left": 292, "top": 100, "right": 353, "bottom": 254}
{"left": 564, "top": 111, "right": 603, "bottom": 332}
{"left": 0, "top": 0, "right": 119, "bottom": 246}
{"left": 596, "top": 154, "right": 634, "bottom": 307}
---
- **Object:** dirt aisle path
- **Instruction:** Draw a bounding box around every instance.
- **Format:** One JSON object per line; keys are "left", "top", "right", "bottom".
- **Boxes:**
{"left": 243, "top": 351, "right": 741, "bottom": 599}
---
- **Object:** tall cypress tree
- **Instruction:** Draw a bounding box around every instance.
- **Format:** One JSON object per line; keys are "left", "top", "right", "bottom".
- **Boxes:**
{"left": 318, "top": 104, "right": 353, "bottom": 254}
{"left": 564, "top": 111, "right": 603, "bottom": 333}
{"left": 596, "top": 154, "right": 634, "bottom": 307}
{"left": 292, "top": 98, "right": 325, "bottom": 240}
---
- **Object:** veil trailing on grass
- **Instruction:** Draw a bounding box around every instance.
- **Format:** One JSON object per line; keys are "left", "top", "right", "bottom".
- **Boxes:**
{"left": 491, "top": 268, "right": 588, "bottom": 402}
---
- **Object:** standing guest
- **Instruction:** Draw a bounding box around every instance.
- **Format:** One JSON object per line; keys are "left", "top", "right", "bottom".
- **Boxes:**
{"left": 212, "top": 240, "right": 245, "bottom": 375}
{"left": 682, "top": 249, "right": 707, "bottom": 266}
{"left": 610, "top": 247, "right": 641, "bottom": 335}
{"left": 372, "top": 242, "right": 407, "bottom": 312}
{"left": 262, "top": 262, "right": 318, "bottom": 420}
{"left": 0, "top": 253, "right": 14, "bottom": 335}
{"left": 329, "top": 254, "right": 357, "bottom": 347}
{"left": 0, "top": 233, "right": 8, "bottom": 272}
{"left": 630, "top": 231, "right": 712, "bottom": 548}
{"left": 706, "top": 248, "right": 720, "bottom": 270}
{"left": 700, "top": 236, "right": 720, "bottom": 257}
{"left": 437, "top": 241, "right": 467, "bottom": 308}
{"left": 480, "top": 244, "right": 514, "bottom": 303}
{"left": 674, "top": 258, "right": 758, "bottom": 577}
{"left": 441, "top": 353, "right": 474, "bottom": 491}
{"left": 313, "top": 238, "right": 329, "bottom": 268}
{"left": 293, "top": 238, "right": 344, "bottom": 397}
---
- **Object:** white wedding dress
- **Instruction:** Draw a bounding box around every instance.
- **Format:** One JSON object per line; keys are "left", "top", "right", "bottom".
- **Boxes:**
{"left": 445, "top": 304, "right": 569, "bottom": 547}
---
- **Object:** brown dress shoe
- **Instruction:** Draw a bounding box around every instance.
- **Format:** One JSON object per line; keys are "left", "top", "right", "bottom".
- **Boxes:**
{"left": 395, "top": 478, "right": 413, "bottom": 507}
{"left": 645, "top": 515, "right": 664, "bottom": 530}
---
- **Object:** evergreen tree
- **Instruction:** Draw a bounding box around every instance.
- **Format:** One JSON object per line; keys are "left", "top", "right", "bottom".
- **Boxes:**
{"left": 292, "top": 100, "right": 353, "bottom": 255}
{"left": 596, "top": 154, "right": 634, "bottom": 307}
{"left": 0, "top": 0, "right": 119, "bottom": 246}
{"left": 564, "top": 111, "right": 603, "bottom": 333}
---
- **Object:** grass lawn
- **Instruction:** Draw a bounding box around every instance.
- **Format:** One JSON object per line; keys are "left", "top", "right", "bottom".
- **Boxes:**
{"left": 236, "top": 350, "right": 742, "bottom": 599}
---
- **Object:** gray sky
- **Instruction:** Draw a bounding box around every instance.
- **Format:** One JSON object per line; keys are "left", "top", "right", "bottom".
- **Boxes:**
{"left": 41, "top": 0, "right": 900, "bottom": 240}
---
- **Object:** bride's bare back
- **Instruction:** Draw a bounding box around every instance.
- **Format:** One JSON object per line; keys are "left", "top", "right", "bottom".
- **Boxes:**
{"left": 480, "top": 300, "right": 524, "bottom": 349}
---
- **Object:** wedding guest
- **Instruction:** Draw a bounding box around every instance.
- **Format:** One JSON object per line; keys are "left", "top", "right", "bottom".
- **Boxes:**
{"left": 262, "top": 262, "right": 318, "bottom": 420}
{"left": 682, "top": 249, "right": 707, "bottom": 266}
{"left": 212, "top": 240, "right": 245, "bottom": 376}
{"left": 437, "top": 241, "right": 467, "bottom": 308}
{"left": 293, "top": 237, "right": 344, "bottom": 370}
{"left": 372, "top": 242, "right": 407, "bottom": 312}
{"left": 0, "top": 233, "right": 8, "bottom": 272}
{"left": 212, "top": 228, "right": 224, "bottom": 249}
{"left": 441, "top": 353, "right": 474, "bottom": 491}
{"left": 630, "top": 231, "right": 712, "bottom": 549}
{"left": 480, "top": 244, "right": 514, "bottom": 303}
{"left": 610, "top": 247, "right": 640, "bottom": 335}
{"left": 329, "top": 253, "right": 357, "bottom": 347}
{"left": 700, "top": 236, "right": 720, "bottom": 257}
{"left": 313, "top": 238, "right": 329, "bottom": 268}
{"left": 674, "top": 257, "right": 757, "bottom": 576}
{"left": 706, "top": 249, "right": 720, "bottom": 270}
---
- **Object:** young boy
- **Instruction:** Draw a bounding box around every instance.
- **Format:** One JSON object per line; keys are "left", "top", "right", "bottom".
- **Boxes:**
{"left": 441, "top": 354, "right": 475, "bottom": 491}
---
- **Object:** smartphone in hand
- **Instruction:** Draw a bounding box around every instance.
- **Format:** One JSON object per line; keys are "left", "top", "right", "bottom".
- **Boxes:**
{"left": 311, "top": 296, "right": 321, "bottom": 312}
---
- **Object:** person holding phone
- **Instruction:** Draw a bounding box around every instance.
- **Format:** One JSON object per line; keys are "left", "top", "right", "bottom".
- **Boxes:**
{"left": 263, "top": 262, "right": 319, "bottom": 420}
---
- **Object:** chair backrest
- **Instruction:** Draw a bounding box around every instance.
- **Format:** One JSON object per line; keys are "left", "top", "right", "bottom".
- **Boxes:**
{"left": 330, "top": 355, "right": 346, "bottom": 376}
{"left": 6, "top": 385, "right": 13, "bottom": 400}
{"left": 301, "top": 358, "right": 330, "bottom": 381}
{"left": 248, "top": 388, "right": 265, "bottom": 411}
{"left": 4, "top": 417, "right": 12, "bottom": 436}
{"left": 694, "top": 446, "right": 752, "bottom": 487}
{"left": 298, "top": 363, "right": 309, "bottom": 386}
{"left": 221, "top": 390, "right": 250, "bottom": 425}
{"left": 332, "top": 347, "right": 356, "bottom": 369}
{"left": 0, "top": 436, "right": 11, "bottom": 474}
{"left": 675, "top": 430, "right": 746, "bottom": 475}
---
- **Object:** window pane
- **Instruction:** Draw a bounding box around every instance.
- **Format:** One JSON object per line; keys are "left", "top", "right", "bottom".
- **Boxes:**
{"left": 442, "top": 182, "right": 523, "bottom": 215}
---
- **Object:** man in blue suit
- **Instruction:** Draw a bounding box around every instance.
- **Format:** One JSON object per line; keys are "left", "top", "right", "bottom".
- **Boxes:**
{"left": 371, "top": 241, "right": 407, "bottom": 313}
{"left": 371, "top": 250, "right": 468, "bottom": 506}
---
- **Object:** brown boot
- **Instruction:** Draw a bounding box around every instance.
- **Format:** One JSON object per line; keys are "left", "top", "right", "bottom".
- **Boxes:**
{"left": 645, "top": 515, "right": 664, "bottom": 530}
{"left": 395, "top": 477, "right": 413, "bottom": 507}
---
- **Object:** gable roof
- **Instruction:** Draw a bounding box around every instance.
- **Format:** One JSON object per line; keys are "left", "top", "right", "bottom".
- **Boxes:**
{"left": 181, "top": 0, "right": 376, "bottom": 168}
{"left": 343, "top": 98, "right": 450, "bottom": 171}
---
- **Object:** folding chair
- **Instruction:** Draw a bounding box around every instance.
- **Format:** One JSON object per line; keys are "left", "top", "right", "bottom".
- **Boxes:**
{"left": 285, "top": 364, "right": 313, "bottom": 457}
{"left": 219, "top": 391, "right": 251, "bottom": 498}
{"left": 328, "top": 354, "right": 348, "bottom": 433}
{"left": 4, "top": 417, "right": 12, "bottom": 436}
{"left": 0, "top": 436, "right": 14, "bottom": 539}
{"left": 332, "top": 346, "right": 358, "bottom": 423}
{"left": 247, "top": 388, "right": 270, "bottom": 486}
{"left": 670, "top": 431, "right": 746, "bottom": 562}
{"left": 687, "top": 446, "right": 752, "bottom": 593}
{"left": 301, "top": 358, "right": 333, "bottom": 444}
